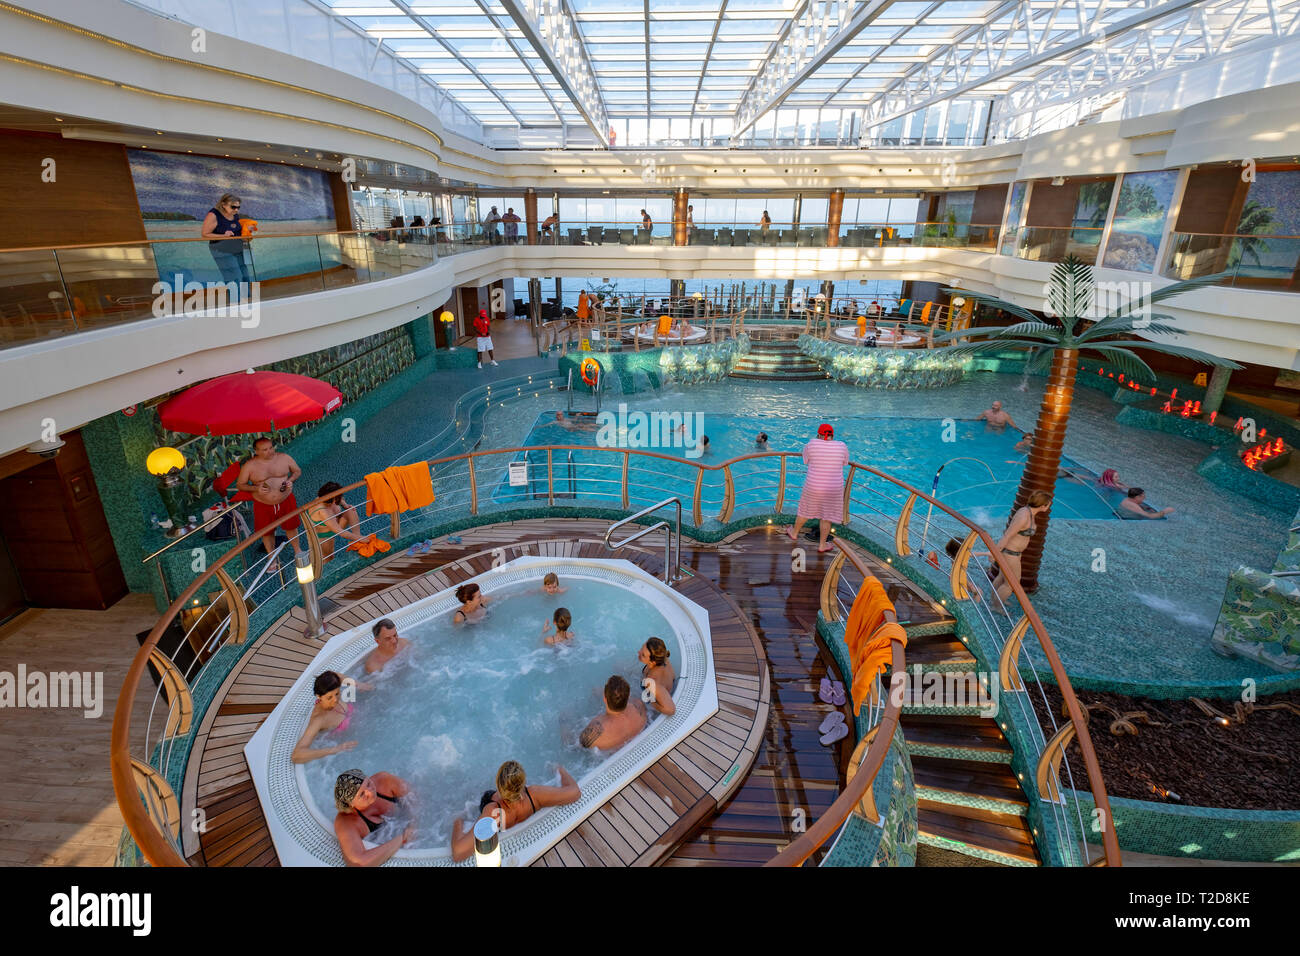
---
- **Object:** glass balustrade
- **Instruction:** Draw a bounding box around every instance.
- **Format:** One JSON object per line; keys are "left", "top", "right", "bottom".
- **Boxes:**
{"left": 1014, "top": 225, "right": 1106, "bottom": 265}
{"left": 1164, "top": 232, "right": 1300, "bottom": 292}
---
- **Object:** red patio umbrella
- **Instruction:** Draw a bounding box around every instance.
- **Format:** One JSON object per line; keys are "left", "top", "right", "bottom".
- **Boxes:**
{"left": 157, "top": 369, "right": 343, "bottom": 435}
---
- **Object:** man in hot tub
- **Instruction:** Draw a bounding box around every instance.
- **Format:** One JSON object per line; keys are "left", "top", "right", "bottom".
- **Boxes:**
{"left": 579, "top": 675, "right": 647, "bottom": 752}
{"left": 364, "top": 618, "right": 411, "bottom": 674}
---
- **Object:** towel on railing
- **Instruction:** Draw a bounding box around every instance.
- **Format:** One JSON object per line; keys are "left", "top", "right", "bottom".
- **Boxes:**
{"left": 844, "top": 576, "right": 890, "bottom": 660}
{"left": 365, "top": 463, "right": 435, "bottom": 515}
{"left": 851, "top": 622, "right": 908, "bottom": 715}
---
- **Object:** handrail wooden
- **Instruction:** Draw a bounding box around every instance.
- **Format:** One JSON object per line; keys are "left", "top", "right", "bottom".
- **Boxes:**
{"left": 113, "top": 445, "right": 1120, "bottom": 867}
{"left": 767, "top": 538, "right": 904, "bottom": 866}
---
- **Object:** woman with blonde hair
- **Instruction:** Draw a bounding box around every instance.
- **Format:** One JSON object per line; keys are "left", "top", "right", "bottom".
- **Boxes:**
{"left": 200, "top": 192, "right": 252, "bottom": 288}
{"left": 450, "top": 760, "right": 581, "bottom": 862}
{"left": 991, "top": 491, "right": 1052, "bottom": 603}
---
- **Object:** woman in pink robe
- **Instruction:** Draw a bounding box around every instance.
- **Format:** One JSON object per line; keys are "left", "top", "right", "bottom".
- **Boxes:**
{"left": 787, "top": 423, "right": 850, "bottom": 552}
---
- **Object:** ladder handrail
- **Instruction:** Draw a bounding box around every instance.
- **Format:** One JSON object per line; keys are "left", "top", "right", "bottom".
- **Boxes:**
{"left": 604, "top": 496, "right": 682, "bottom": 583}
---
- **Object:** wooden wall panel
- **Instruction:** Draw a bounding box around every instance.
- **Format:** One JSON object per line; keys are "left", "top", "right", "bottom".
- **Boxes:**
{"left": 0, "top": 130, "right": 146, "bottom": 249}
{"left": 1175, "top": 168, "right": 1248, "bottom": 236}
{"left": 972, "top": 184, "right": 1009, "bottom": 225}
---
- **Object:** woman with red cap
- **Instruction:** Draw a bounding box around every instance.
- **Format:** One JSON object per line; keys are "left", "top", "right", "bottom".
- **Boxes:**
{"left": 787, "top": 423, "right": 849, "bottom": 552}
{"left": 474, "top": 309, "right": 498, "bottom": 368}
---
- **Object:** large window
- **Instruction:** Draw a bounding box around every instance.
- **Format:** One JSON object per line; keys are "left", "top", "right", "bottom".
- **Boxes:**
{"left": 1102, "top": 170, "right": 1179, "bottom": 272}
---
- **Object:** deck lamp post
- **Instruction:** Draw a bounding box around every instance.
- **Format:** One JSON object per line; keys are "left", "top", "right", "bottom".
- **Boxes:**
{"left": 146, "top": 446, "right": 188, "bottom": 538}
{"left": 294, "top": 548, "right": 327, "bottom": 640}
{"left": 440, "top": 310, "right": 456, "bottom": 349}
{"left": 473, "top": 815, "right": 501, "bottom": 867}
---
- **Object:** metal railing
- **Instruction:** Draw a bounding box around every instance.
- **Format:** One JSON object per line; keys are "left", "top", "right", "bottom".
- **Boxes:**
{"left": 113, "top": 445, "right": 1119, "bottom": 868}
{"left": 604, "top": 496, "right": 683, "bottom": 584}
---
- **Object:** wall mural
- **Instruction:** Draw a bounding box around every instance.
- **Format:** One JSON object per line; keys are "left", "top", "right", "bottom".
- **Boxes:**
{"left": 1233, "top": 169, "right": 1299, "bottom": 280}
{"left": 1102, "top": 169, "right": 1179, "bottom": 273}
{"left": 1001, "top": 182, "right": 1026, "bottom": 255}
{"left": 127, "top": 149, "right": 339, "bottom": 286}
{"left": 148, "top": 327, "right": 415, "bottom": 504}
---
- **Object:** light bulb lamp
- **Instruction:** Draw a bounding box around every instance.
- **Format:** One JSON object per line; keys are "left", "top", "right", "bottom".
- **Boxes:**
{"left": 439, "top": 310, "right": 456, "bottom": 350}
{"left": 295, "top": 548, "right": 326, "bottom": 640}
{"left": 473, "top": 815, "right": 501, "bottom": 867}
{"left": 146, "top": 446, "right": 188, "bottom": 538}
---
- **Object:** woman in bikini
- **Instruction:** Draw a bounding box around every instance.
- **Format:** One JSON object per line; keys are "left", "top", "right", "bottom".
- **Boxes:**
{"left": 291, "top": 670, "right": 368, "bottom": 763}
{"left": 308, "top": 482, "right": 363, "bottom": 562}
{"left": 991, "top": 491, "right": 1052, "bottom": 603}
{"left": 638, "top": 637, "right": 676, "bottom": 716}
{"left": 452, "top": 582, "right": 490, "bottom": 624}
{"left": 449, "top": 760, "right": 581, "bottom": 862}
{"left": 333, "top": 769, "right": 414, "bottom": 867}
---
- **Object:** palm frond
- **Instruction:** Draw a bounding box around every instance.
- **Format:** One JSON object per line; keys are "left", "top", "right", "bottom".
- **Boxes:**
{"left": 933, "top": 325, "right": 1058, "bottom": 345}
{"left": 997, "top": 320, "right": 1066, "bottom": 340}
{"left": 1077, "top": 317, "right": 1184, "bottom": 342}
{"left": 1086, "top": 340, "right": 1243, "bottom": 369}
{"left": 1080, "top": 346, "right": 1157, "bottom": 384}
{"left": 1045, "top": 258, "right": 1095, "bottom": 321}
{"left": 1094, "top": 271, "right": 1233, "bottom": 323}
{"left": 941, "top": 338, "right": 1063, "bottom": 355}
{"left": 1023, "top": 345, "right": 1056, "bottom": 375}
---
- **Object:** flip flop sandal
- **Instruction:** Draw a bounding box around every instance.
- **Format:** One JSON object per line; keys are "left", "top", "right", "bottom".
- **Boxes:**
{"left": 819, "top": 721, "right": 849, "bottom": 746}
{"left": 818, "top": 711, "right": 846, "bottom": 735}
{"left": 818, "top": 676, "right": 835, "bottom": 704}
{"left": 830, "top": 680, "right": 847, "bottom": 706}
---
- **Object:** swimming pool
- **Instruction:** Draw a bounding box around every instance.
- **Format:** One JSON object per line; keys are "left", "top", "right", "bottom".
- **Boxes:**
{"left": 497, "top": 409, "right": 1126, "bottom": 522}
{"left": 245, "top": 556, "right": 717, "bottom": 866}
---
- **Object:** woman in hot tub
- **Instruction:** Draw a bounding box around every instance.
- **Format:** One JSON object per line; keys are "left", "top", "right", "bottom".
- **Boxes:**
{"left": 452, "top": 582, "right": 490, "bottom": 624}
{"left": 638, "top": 637, "right": 677, "bottom": 716}
{"left": 449, "top": 760, "right": 581, "bottom": 862}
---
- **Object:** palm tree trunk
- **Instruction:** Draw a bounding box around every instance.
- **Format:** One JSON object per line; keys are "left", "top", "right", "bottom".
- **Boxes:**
{"left": 1011, "top": 347, "right": 1079, "bottom": 592}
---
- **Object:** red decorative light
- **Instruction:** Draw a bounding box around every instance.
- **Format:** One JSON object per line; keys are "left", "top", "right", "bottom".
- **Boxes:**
{"left": 1260, "top": 428, "right": 1267, "bottom": 439}
{"left": 1150, "top": 387, "right": 1157, "bottom": 396}
{"left": 1209, "top": 411, "right": 1217, "bottom": 425}
{"left": 1118, "top": 373, "right": 1125, "bottom": 383}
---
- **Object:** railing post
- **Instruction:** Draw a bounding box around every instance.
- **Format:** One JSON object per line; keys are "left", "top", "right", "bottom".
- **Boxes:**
{"left": 468, "top": 456, "right": 479, "bottom": 515}
{"left": 390, "top": 511, "right": 401, "bottom": 541}
{"left": 621, "top": 451, "right": 630, "bottom": 509}
{"left": 841, "top": 464, "right": 857, "bottom": 525}
{"left": 819, "top": 550, "right": 848, "bottom": 621}
{"left": 1036, "top": 721, "right": 1079, "bottom": 805}
{"left": 894, "top": 492, "right": 917, "bottom": 556}
{"left": 774, "top": 455, "right": 787, "bottom": 514}
{"left": 951, "top": 530, "right": 979, "bottom": 600}
{"left": 719, "top": 465, "right": 735, "bottom": 523}
{"left": 213, "top": 566, "right": 249, "bottom": 645}
{"left": 547, "top": 449, "right": 555, "bottom": 507}
{"left": 844, "top": 727, "right": 883, "bottom": 823}
{"left": 999, "top": 617, "right": 1031, "bottom": 692}
{"left": 692, "top": 470, "right": 704, "bottom": 526}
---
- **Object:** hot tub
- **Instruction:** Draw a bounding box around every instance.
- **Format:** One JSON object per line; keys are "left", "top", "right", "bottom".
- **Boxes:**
{"left": 244, "top": 556, "right": 716, "bottom": 866}
{"left": 832, "top": 325, "right": 923, "bottom": 347}
{"left": 632, "top": 324, "right": 709, "bottom": 344}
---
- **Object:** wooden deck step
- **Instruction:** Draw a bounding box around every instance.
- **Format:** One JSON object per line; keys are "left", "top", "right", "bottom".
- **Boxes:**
{"left": 900, "top": 714, "right": 1013, "bottom": 762}
{"left": 910, "top": 755, "right": 1029, "bottom": 813}
{"left": 902, "top": 633, "right": 978, "bottom": 671}
{"left": 916, "top": 799, "right": 1040, "bottom": 866}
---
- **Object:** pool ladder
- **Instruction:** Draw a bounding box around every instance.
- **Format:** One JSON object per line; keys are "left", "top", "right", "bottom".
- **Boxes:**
{"left": 526, "top": 449, "right": 576, "bottom": 499}
{"left": 565, "top": 366, "right": 603, "bottom": 415}
{"left": 605, "top": 497, "right": 683, "bottom": 585}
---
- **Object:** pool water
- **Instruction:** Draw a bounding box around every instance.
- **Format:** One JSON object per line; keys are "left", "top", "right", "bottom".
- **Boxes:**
{"left": 501, "top": 409, "right": 1128, "bottom": 521}
{"left": 300, "top": 575, "right": 679, "bottom": 853}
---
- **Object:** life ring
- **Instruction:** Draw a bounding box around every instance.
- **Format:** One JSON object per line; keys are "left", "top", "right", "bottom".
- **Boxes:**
{"left": 580, "top": 357, "right": 600, "bottom": 387}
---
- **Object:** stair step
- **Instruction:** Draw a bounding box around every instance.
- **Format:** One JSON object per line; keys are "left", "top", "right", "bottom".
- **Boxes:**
{"left": 898, "top": 670, "right": 996, "bottom": 716}
{"left": 917, "top": 800, "right": 1040, "bottom": 866}
{"left": 910, "top": 755, "right": 1029, "bottom": 814}
{"left": 901, "top": 714, "right": 1013, "bottom": 763}
{"left": 728, "top": 371, "right": 831, "bottom": 381}
{"left": 902, "top": 634, "right": 978, "bottom": 671}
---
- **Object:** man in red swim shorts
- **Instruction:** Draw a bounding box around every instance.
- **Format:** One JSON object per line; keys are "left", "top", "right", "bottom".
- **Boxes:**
{"left": 236, "top": 437, "right": 303, "bottom": 562}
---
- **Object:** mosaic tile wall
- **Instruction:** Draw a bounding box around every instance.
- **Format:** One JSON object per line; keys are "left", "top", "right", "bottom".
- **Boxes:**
{"left": 799, "top": 335, "right": 971, "bottom": 388}
{"left": 558, "top": 336, "right": 750, "bottom": 394}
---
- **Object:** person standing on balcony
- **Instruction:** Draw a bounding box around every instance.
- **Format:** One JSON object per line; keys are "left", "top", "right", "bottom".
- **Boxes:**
{"left": 541, "top": 212, "right": 559, "bottom": 241}
{"left": 484, "top": 206, "right": 502, "bottom": 245}
{"left": 787, "top": 423, "right": 849, "bottom": 553}
{"left": 200, "top": 192, "right": 251, "bottom": 291}
{"left": 502, "top": 208, "right": 521, "bottom": 244}
{"left": 758, "top": 210, "right": 772, "bottom": 235}
{"left": 641, "top": 209, "right": 653, "bottom": 238}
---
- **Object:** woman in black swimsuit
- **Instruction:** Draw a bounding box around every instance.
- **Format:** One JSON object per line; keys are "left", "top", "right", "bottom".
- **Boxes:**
{"left": 333, "top": 769, "right": 414, "bottom": 867}
{"left": 449, "top": 760, "right": 582, "bottom": 862}
{"left": 991, "top": 490, "right": 1052, "bottom": 603}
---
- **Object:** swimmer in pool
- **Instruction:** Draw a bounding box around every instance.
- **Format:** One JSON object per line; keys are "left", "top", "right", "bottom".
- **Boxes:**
{"left": 579, "top": 675, "right": 647, "bottom": 751}
{"left": 542, "top": 607, "right": 574, "bottom": 645}
{"left": 638, "top": 637, "right": 676, "bottom": 716}
{"left": 755, "top": 432, "right": 769, "bottom": 449}
{"left": 364, "top": 618, "right": 411, "bottom": 674}
{"left": 553, "top": 411, "right": 598, "bottom": 432}
{"left": 978, "top": 401, "right": 1018, "bottom": 429}
{"left": 1098, "top": 468, "right": 1128, "bottom": 491}
{"left": 291, "top": 670, "right": 368, "bottom": 764}
{"left": 541, "top": 571, "right": 566, "bottom": 595}
{"left": 452, "top": 582, "right": 490, "bottom": 624}
{"left": 449, "top": 761, "right": 581, "bottom": 863}
{"left": 334, "top": 769, "right": 414, "bottom": 867}
{"left": 1119, "top": 487, "right": 1174, "bottom": 519}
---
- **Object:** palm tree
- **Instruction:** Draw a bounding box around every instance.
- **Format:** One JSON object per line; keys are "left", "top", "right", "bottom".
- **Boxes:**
{"left": 937, "top": 256, "right": 1240, "bottom": 592}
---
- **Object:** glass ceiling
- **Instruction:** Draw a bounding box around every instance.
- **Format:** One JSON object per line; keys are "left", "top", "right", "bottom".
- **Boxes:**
{"left": 319, "top": 0, "right": 1300, "bottom": 142}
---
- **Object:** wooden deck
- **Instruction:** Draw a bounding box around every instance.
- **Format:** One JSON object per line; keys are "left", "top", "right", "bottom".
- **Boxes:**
{"left": 180, "top": 518, "right": 770, "bottom": 866}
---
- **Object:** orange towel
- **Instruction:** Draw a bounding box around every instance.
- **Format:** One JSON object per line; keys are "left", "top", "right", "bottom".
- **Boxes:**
{"left": 850, "top": 622, "right": 908, "bottom": 715}
{"left": 844, "top": 578, "right": 891, "bottom": 663}
{"left": 657, "top": 314, "right": 673, "bottom": 335}
{"left": 577, "top": 291, "right": 589, "bottom": 320}
{"left": 347, "top": 534, "right": 379, "bottom": 557}
{"left": 365, "top": 463, "right": 435, "bottom": 515}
